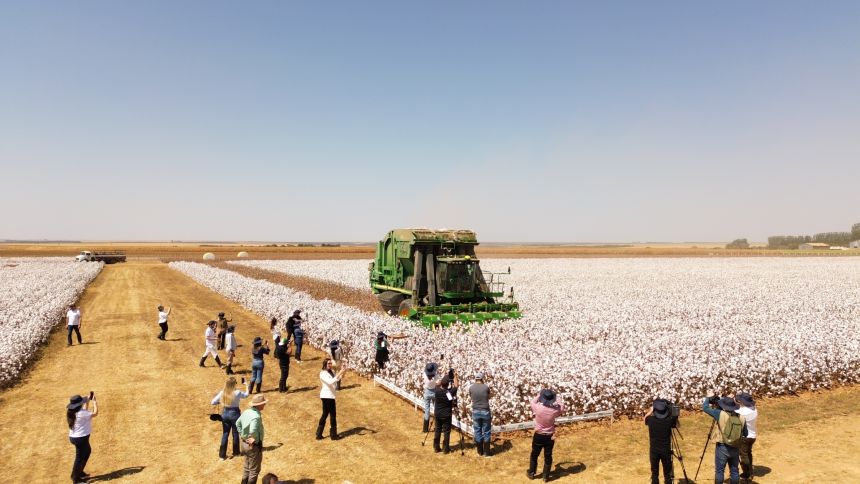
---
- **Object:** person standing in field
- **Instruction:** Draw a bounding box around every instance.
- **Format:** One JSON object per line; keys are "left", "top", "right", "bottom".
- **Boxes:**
{"left": 374, "top": 332, "right": 390, "bottom": 369}
{"left": 200, "top": 320, "right": 225, "bottom": 368}
{"left": 469, "top": 372, "right": 492, "bottom": 457}
{"left": 285, "top": 310, "right": 302, "bottom": 346}
{"left": 527, "top": 389, "right": 565, "bottom": 481}
{"left": 735, "top": 392, "right": 758, "bottom": 482}
{"left": 274, "top": 335, "right": 290, "bottom": 393}
{"left": 422, "top": 362, "right": 438, "bottom": 433}
{"left": 67, "top": 393, "right": 98, "bottom": 483}
{"left": 225, "top": 325, "right": 238, "bottom": 375}
{"left": 211, "top": 376, "right": 252, "bottom": 460}
{"left": 66, "top": 304, "right": 82, "bottom": 346}
{"left": 237, "top": 395, "right": 268, "bottom": 484}
{"left": 249, "top": 337, "right": 270, "bottom": 393}
{"left": 156, "top": 305, "right": 171, "bottom": 340}
{"left": 291, "top": 311, "right": 305, "bottom": 363}
{"left": 217, "top": 312, "right": 232, "bottom": 350}
{"left": 317, "top": 357, "right": 347, "bottom": 440}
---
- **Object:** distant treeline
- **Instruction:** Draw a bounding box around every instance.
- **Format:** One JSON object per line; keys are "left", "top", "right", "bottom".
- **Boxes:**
{"left": 767, "top": 223, "right": 860, "bottom": 249}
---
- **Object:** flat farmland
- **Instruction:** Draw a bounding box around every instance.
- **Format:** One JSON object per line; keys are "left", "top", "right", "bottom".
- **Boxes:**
{"left": 0, "top": 256, "right": 859, "bottom": 483}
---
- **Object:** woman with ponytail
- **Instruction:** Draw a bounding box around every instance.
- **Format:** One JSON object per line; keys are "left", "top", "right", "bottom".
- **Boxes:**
{"left": 67, "top": 393, "right": 98, "bottom": 482}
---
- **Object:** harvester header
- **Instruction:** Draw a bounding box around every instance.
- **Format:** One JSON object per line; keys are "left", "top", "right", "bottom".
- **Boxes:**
{"left": 369, "top": 228, "right": 521, "bottom": 327}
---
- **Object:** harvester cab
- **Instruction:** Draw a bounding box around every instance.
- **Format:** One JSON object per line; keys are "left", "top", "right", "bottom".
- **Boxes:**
{"left": 369, "top": 228, "right": 521, "bottom": 327}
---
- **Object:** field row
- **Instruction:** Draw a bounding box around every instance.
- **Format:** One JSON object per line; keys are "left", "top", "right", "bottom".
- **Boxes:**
{"left": 0, "top": 258, "right": 103, "bottom": 385}
{"left": 225, "top": 258, "right": 860, "bottom": 421}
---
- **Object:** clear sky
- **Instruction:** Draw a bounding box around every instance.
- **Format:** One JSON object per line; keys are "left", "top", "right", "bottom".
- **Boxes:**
{"left": 1, "top": 1, "right": 858, "bottom": 242}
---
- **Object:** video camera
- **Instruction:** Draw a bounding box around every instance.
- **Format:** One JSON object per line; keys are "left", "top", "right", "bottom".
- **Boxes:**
{"left": 707, "top": 395, "right": 721, "bottom": 408}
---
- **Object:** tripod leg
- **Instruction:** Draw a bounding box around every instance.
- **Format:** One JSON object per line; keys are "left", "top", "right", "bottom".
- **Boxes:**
{"left": 694, "top": 419, "right": 716, "bottom": 482}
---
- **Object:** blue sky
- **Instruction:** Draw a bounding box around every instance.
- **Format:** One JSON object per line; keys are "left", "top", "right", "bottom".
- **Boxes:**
{"left": 2, "top": 1, "right": 858, "bottom": 242}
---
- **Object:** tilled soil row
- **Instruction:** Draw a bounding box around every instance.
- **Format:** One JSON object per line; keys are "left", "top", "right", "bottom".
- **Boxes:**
{"left": 209, "top": 261, "right": 382, "bottom": 314}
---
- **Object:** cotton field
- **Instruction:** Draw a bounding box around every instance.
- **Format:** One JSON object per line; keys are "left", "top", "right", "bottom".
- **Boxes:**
{"left": 191, "top": 258, "right": 860, "bottom": 424}
{"left": 0, "top": 258, "right": 103, "bottom": 385}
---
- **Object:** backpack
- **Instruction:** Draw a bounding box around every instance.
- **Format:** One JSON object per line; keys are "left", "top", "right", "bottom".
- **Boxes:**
{"left": 718, "top": 411, "right": 745, "bottom": 447}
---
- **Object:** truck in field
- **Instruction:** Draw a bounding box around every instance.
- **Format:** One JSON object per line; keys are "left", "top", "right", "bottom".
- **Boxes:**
{"left": 369, "top": 228, "right": 520, "bottom": 327}
{"left": 75, "top": 250, "right": 127, "bottom": 264}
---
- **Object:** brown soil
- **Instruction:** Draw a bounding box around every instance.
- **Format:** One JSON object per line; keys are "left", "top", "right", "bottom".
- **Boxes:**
{"left": 210, "top": 261, "right": 381, "bottom": 314}
{"left": 0, "top": 261, "right": 858, "bottom": 483}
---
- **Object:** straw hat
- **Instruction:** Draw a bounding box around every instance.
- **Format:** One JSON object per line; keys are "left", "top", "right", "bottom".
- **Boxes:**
{"left": 250, "top": 395, "right": 268, "bottom": 407}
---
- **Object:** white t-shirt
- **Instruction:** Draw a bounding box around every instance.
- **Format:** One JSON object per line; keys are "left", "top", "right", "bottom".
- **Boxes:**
{"left": 67, "top": 309, "right": 81, "bottom": 326}
{"left": 69, "top": 409, "right": 93, "bottom": 438}
{"left": 226, "top": 333, "right": 237, "bottom": 352}
{"left": 737, "top": 406, "right": 758, "bottom": 438}
{"left": 205, "top": 327, "right": 217, "bottom": 346}
{"left": 158, "top": 311, "right": 169, "bottom": 324}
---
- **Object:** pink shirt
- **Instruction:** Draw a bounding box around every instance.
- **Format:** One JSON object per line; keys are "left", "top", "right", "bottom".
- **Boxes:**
{"left": 531, "top": 396, "right": 565, "bottom": 434}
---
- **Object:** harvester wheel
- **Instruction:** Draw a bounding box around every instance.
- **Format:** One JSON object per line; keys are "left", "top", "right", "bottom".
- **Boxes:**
{"left": 398, "top": 299, "right": 414, "bottom": 318}
{"left": 377, "top": 291, "right": 406, "bottom": 315}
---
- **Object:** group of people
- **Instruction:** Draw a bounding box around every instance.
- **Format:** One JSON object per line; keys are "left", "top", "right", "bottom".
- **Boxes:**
{"left": 645, "top": 392, "right": 759, "bottom": 484}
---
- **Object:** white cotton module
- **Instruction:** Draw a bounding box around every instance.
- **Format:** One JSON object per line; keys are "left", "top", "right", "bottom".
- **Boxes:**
{"left": 237, "top": 252, "right": 249, "bottom": 258}
{"left": 203, "top": 252, "right": 216, "bottom": 260}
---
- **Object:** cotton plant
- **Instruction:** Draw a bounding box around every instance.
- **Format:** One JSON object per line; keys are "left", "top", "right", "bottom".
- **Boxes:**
{"left": 0, "top": 258, "right": 103, "bottom": 385}
{"left": 175, "top": 257, "right": 860, "bottom": 424}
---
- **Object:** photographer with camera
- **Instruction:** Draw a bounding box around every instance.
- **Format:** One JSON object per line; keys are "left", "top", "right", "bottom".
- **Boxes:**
{"left": 421, "top": 362, "right": 438, "bottom": 433}
{"left": 527, "top": 389, "right": 564, "bottom": 481}
{"left": 66, "top": 392, "right": 98, "bottom": 483}
{"left": 469, "top": 371, "right": 492, "bottom": 457}
{"left": 211, "top": 376, "right": 252, "bottom": 459}
{"left": 735, "top": 392, "right": 758, "bottom": 482}
{"left": 432, "top": 369, "right": 459, "bottom": 454}
{"left": 702, "top": 395, "right": 748, "bottom": 484}
{"left": 644, "top": 398, "right": 679, "bottom": 484}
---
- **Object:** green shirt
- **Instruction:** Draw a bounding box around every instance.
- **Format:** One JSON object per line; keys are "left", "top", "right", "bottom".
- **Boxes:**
{"left": 236, "top": 407, "right": 264, "bottom": 443}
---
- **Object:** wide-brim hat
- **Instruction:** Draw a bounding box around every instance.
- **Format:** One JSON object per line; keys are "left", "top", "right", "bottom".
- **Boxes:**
{"left": 736, "top": 392, "right": 755, "bottom": 407}
{"left": 718, "top": 396, "right": 740, "bottom": 412}
{"left": 250, "top": 395, "right": 268, "bottom": 407}
{"left": 539, "top": 389, "right": 556, "bottom": 407}
{"left": 293, "top": 309, "right": 302, "bottom": 315}
{"left": 653, "top": 399, "right": 669, "bottom": 419}
{"left": 253, "top": 337, "right": 263, "bottom": 345}
{"left": 67, "top": 395, "right": 85, "bottom": 410}
{"left": 425, "top": 362, "right": 438, "bottom": 377}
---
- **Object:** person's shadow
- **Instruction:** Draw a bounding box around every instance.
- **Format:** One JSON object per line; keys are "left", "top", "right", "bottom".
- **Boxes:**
{"left": 263, "top": 442, "right": 283, "bottom": 452}
{"left": 488, "top": 439, "right": 513, "bottom": 456}
{"left": 547, "top": 461, "right": 585, "bottom": 481}
{"left": 287, "top": 386, "right": 316, "bottom": 394}
{"left": 339, "top": 383, "right": 361, "bottom": 390}
{"left": 280, "top": 479, "right": 315, "bottom": 484}
{"left": 338, "top": 426, "right": 377, "bottom": 439}
{"left": 753, "top": 465, "right": 772, "bottom": 477}
{"left": 85, "top": 466, "right": 145, "bottom": 481}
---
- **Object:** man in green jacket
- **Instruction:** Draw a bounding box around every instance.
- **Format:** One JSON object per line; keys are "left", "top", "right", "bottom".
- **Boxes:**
{"left": 237, "top": 395, "right": 268, "bottom": 484}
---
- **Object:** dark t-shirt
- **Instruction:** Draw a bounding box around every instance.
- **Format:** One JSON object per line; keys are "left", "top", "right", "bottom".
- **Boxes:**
{"left": 645, "top": 415, "right": 678, "bottom": 450}
{"left": 433, "top": 387, "right": 458, "bottom": 419}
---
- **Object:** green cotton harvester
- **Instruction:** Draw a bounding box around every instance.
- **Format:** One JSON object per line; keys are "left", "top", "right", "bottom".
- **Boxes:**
{"left": 369, "top": 228, "right": 521, "bottom": 327}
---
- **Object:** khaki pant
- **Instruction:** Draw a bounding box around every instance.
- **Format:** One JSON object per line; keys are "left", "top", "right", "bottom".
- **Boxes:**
{"left": 241, "top": 441, "right": 262, "bottom": 484}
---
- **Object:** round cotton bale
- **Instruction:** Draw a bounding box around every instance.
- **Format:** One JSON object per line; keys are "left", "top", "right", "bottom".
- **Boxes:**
{"left": 237, "top": 251, "right": 249, "bottom": 258}
{"left": 202, "top": 252, "right": 216, "bottom": 260}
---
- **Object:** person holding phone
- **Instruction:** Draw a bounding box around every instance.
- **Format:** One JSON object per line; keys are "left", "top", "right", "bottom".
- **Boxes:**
{"left": 211, "top": 377, "right": 252, "bottom": 459}
{"left": 250, "top": 337, "right": 270, "bottom": 393}
{"left": 316, "top": 357, "right": 347, "bottom": 440}
{"left": 67, "top": 392, "right": 98, "bottom": 482}
{"left": 157, "top": 305, "right": 171, "bottom": 340}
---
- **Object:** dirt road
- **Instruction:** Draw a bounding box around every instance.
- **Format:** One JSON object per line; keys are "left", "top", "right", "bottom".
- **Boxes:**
{"left": 1, "top": 261, "right": 858, "bottom": 483}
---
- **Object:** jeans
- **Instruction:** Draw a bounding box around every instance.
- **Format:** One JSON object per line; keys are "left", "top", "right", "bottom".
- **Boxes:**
{"left": 423, "top": 388, "right": 435, "bottom": 421}
{"left": 220, "top": 407, "right": 241, "bottom": 458}
{"left": 319, "top": 398, "right": 337, "bottom": 430}
{"left": 67, "top": 325, "right": 82, "bottom": 345}
{"left": 739, "top": 437, "right": 756, "bottom": 478}
{"left": 294, "top": 332, "right": 304, "bottom": 360}
{"left": 472, "top": 409, "right": 491, "bottom": 443}
{"left": 251, "top": 359, "right": 264, "bottom": 384}
{"left": 529, "top": 433, "right": 555, "bottom": 476}
{"left": 433, "top": 415, "right": 452, "bottom": 451}
{"left": 715, "top": 443, "right": 740, "bottom": 484}
{"left": 158, "top": 322, "right": 168, "bottom": 339}
{"left": 69, "top": 435, "right": 91, "bottom": 481}
{"left": 278, "top": 364, "right": 289, "bottom": 392}
{"left": 649, "top": 448, "right": 673, "bottom": 484}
